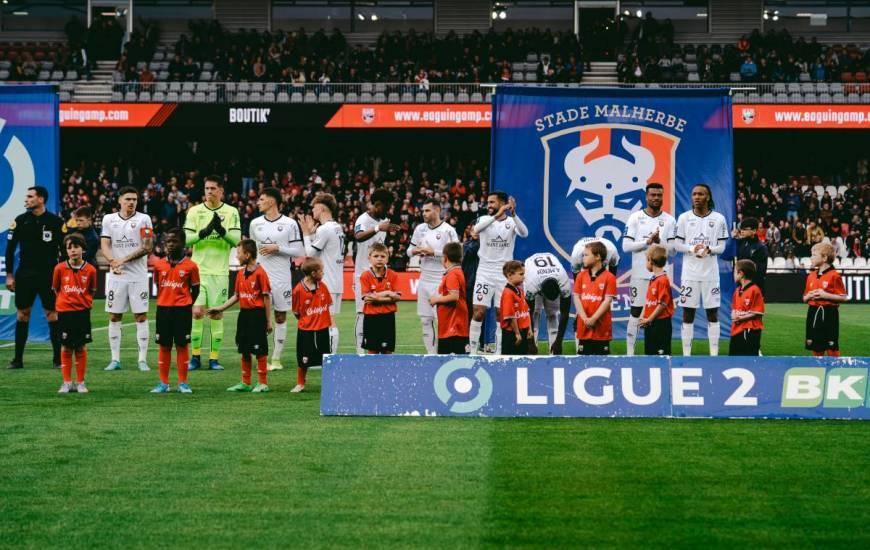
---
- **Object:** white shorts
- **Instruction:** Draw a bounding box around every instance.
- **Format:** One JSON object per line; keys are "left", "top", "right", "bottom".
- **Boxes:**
{"left": 354, "top": 275, "right": 363, "bottom": 314}
{"left": 472, "top": 271, "right": 506, "bottom": 308}
{"left": 417, "top": 279, "right": 439, "bottom": 317}
{"left": 105, "top": 277, "right": 149, "bottom": 314}
{"left": 329, "top": 293, "right": 342, "bottom": 315}
{"left": 678, "top": 280, "right": 721, "bottom": 309}
{"left": 629, "top": 278, "right": 650, "bottom": 309}
{"left": 270, "top": 279, "right": 293, "bottom": 312}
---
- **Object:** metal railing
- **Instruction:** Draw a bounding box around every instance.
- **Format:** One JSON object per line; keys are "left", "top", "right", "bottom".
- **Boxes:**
{"left": 100, "top": 81, "right": 870, "bottom": 103}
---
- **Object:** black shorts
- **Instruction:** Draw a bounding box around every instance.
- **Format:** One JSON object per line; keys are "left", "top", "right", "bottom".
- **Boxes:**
{"left": 297, "top": 328, "right": 329, "bottom": 368}
{"left": 363, "top": 312, "right": 396, "bottom": 353}
{"left": 236, "top": 308, "right": 269, "bottom": 356}
{"left": 730, "top": 328, "right": 762, "bottom": 356}
{"left": 805, "top": 305, "right": 839, "bottom": 352}
{"left": 14, "top": 270, "right": 55, "bottom": 311}
{"left": 438, "top": 336, "right": 469, "bottom": 355}
{"left": 58, "top": 310, "right": 91, "bottom": 349}
{"left": 501, "top": 327, "right": 532, "bottom": 355}
{"left": 155, "top": 305, "right": 193, "bottom": 348}
{"left": 577, "top": 339, "right": 610, "bottom": 355}
{"left": 644, "top": 317, "right": 673, "bottom": 356}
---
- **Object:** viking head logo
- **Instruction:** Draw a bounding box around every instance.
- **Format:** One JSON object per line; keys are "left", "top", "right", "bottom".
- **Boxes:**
{"left": 742, "top": 108, "right": 756, "bottom": 124}
{"left": 542, "top": 125, "right": 678, "bottom": 261}
{"left": 563, "top": 135, "right": 653, "bottom": 241}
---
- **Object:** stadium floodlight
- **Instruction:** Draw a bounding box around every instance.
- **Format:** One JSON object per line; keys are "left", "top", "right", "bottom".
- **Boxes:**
{"left": 623, "top": 9, "right": 630, "bottom": 16}
{"left": 499, "top": 10, "right": 507, "bottom": 19}
{"left": 772, "top": 14, "right": 779, "bottom": 21}
{"left": 370, "top": 14, "right": 378, "bottom": 21}
{"left": 357, "top": 13, "right": 365, "bottom": 20}
{"left": 636, "top": 9, "right": 643, "bottom": 18}
{"left": 763, "top": 12, "right": 769, "bottom": 20}
{"left": 492, "top": 10, "right": 498, "bottom": 19}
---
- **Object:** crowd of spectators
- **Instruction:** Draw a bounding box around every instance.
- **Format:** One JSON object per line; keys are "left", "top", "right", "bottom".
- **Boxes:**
{"left": 60, "top": 155, "right": 489, "bottom": 270}
{"left": 117, "top": 20, "right": 584, "bottom": 84}
{"left": 735, "top": 159, "right": 870, "bottom": 266}
{"left": 619, "top": 15, "right": 870, "bottom": 84}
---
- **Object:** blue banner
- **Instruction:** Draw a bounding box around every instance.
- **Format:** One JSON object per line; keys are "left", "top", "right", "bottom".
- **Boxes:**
{"left": 321, "top": 355, "right": 870, "bottom": 420}
{"left": 0, "top": 85, "right": 60, "bottom": 341}
{"left": 490, "top": 87, "right": 735, "bottom": 339}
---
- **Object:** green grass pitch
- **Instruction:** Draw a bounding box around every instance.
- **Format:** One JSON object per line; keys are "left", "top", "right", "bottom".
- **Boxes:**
{"left": 2, "top": 301, "right": 870, "bottom": 547}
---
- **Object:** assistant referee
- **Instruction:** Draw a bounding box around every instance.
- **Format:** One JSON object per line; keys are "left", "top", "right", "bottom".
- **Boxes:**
{"left": 5, "top": 186, "right": 66, "bottom": 369}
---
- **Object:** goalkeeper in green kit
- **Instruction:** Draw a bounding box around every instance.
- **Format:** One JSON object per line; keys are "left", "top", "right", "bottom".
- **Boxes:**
{"left": 184, "top": 175, "right": 241, "bottom": 370}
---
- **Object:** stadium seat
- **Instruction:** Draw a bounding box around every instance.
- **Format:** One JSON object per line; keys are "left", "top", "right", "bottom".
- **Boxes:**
{"left": 387, "top": 92, "right": 400, "bottom": 102}
{"left": 124, "top": 91, "right": 137, "bottom": 101}
{"left": 526, "top": 53, "right": 538, "bottom": 62}
{"left": 374, "top": 83, "right": 387, "bottom": 93}
{"left": 429, "top": 92, "right": 442, "bottom": 103}
{"left": 65, "top": 71, "right": 78, "bottom": 80}
{"left": 199, "top": 71, "right": 212, "bottom": 81}
{"left": 202, "top": 62, "right": 214, "bottom": 71}
{"left": 825, "top": 185, "right": 838, "bottom": 198}
{"left": 166, "top": 92, "right": 179, "bottom": 102}
{"left": 360, "top": 92, "right": 373, "bottom": 102}
{"left": 485, "top": 92, "right": 493, "bottom": 102}
{"left": 511, "top": 62, "right": 524, "bottom": 73}
{"left": 139, "top": 91, "right": 152, "bottom": 101}
{"left": 181, "top": 92, "right": 193, "bottom": 102}
{"left": 51, "top": 70, "right": 63, "bottom": 80}
{"left": 332, "top": 92, "right": 344, "bottom": 103}
{"left": 193, "top": 91, "right": 206, "bottom": 102}
{"left": 182, "top": 82, "right": 195, "bottom": 92}
{"left": 277, "top": 91, "right": 290, "bottom": 102}
{"left": 837, "top": 185, "right": 848, "bottom": 197}
{"left": 470, "top": 92, "right": 483, "bottom": 102}
{"left": 457, "top": 92, "right": 470, "bottom": 103}
{"left": 729, "top": 72, "right": 741, "bottom": 82}
{"left": 235, "top": 92, "right": 249, "bottom": 102}
{"left": 524, "top": 72, "right": 537, "bottom": 82}
{"left": 761, "top": 93, "right": 774, "bottom": 103}
{"left": 687, "top": 72, "right": 699, "bottom": 82}
{"left": 361, "top": 83, "right": 373, "bottom": 93}
{"left": 831, "top": 82, "right": 845, "bottom": 94}
{"left": 848, "top": 93, "right": 861, "bottom": 103}
{"left": 817, "top": 82, "right": 830, "bottom": 93}
{"left": 249, "top": 91, "right": 262, "bottom": 102}
{"left": 415, "top": 93, "right": 428, "bottom": 103}
{"left": 819, "top": 93, "right": 832, "bottom": 103}
{"left": 841, "top": 258, "right": 855, "bottom": 269}
{"left": 112, "top": 91, "right": 123, "bottom": 101}
{"left": 238, "top": 82, "right": 251, "bottom": 93}
{"left": 833, "top": 93, "right": 846, "bottom": 103}
{"left": 767, "top": 257, "right": 775, "bottom": 269}
{"left": 789, "top": 92, "right": 802, "bottom": 103}
{"left": 773, "top": 83, "right": 787, "bottom": 94}
{"left": 813, "top": 185, "right": 825, "bottom": 196}
{"left": 804, "top": 92, "right": 818, "bottom": 103}
{"left": 59, "top": 91, "right": 71, "bottom": 101}
{"left": 251, "top": 82, "right": 264, "bottom": 93}
{"left": 304, "top": 92, "right": 317, "bottom": 103}
{"left": 443, "top": 92, "right": 456, "bottom": 102}
{"left": 787, "top": 82, "right": 801, "bottom": 93}
{"left": 400, "top": 92, "right": 414, "bottom": 102}
{"left": 512, "top": 72, "right": 523, "bottom": 82}
{"left": 317, "top": 92, "right": 331, "bottom": 103}
{"left": 800, "top": 257, "right": 812, "bottom": 269}
{"left": 854, "top": 257, "right": 868, "bottom": 269}
{"left": 153, "top": 91, "right": 166, "bottom": 102}
{"left": 775, "top": 93, "right": 789, "bottom": 103}
{"left": 834, "top": 258, "right": 842, "bottom": 268}
{"left": 290, "top": 92, "right": 303, "bottom": 103}
{"left": 773, "top": 257, "right": 787, "bottom": 269}
{"left": 799, "top": 72, "right": 811, "bottom": 82}
{"left": 195, "top": 82, "right": 209, "bottom": 92}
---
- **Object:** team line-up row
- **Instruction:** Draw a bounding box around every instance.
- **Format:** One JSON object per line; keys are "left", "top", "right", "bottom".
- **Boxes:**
{"left": 5, "top": 180, "right": 849, "bottom": 394}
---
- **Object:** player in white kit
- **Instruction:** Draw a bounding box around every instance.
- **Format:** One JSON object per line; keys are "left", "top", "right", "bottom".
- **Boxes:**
{"left": 673, "top": 184, "right": 729, "bottom": 356}
{"left": 621, "top": 183, "right": 677, "bottom": 356}
{"left": 470, "top": 191, "right": 528, "bottom": 354}
{"left": 100, "top": 186, "right": 154, "bottom": 371}
{"left": 301, "top": 192, "right": 345, "bottom": 353}
{"left": 353, "top": 189, "right": 398, "bottom": 353}
{"left": 408, "top": 199, "right": 459, "bottom": 354}
{"left": 523, "top": 252, "right": 572, "bottom": 354}
{"left": 249, "top": 187, "right": 306, "bottom": 370}
{"left": 570, "top": 236, "right": 620, "bottom": 274}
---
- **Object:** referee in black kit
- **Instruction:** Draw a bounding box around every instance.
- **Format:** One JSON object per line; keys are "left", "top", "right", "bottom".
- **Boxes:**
{"left": 5, "top": 186, "right": 66, "bottom": 369}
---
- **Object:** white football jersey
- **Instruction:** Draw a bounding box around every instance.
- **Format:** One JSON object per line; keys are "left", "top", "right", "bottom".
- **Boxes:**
{"left": 307, "top": 220, "right": 345, "bottom": 294}
{"left": 476, "top": 215, "right": 522, "bottom": 276}
{"left": 100, "top": 211, "right": 152, "bottom": 282}
{"left": 674, "top": 210, "right": 728, "bottom": 282}
{"left": 624, "top": 210, "right": 677, "bottom": 281}
{"left": 249, "top": 215, "right": 304, "bottom": 283}
{"left": 570, "top": 237, "right": 620, "bottom": 272}
{"left": 353, "top": 212, "right": 387, "bottom": 274}
{"left": 524, "top": 253, "right": 572, "bottom": 299}
{"left": 409, "top": 221, "right": 459, "bottom": 284}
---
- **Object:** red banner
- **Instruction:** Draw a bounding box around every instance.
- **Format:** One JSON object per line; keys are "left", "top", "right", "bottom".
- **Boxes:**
{"left": 325, "top": 104, "right": 491, "bottom": 128}
{"left": 341, "top": 271, "right": 420, "bottom": 300}
{"left": 733, "top": 104, "right": 870, "bottom": 128}
{"left": 58, "top": 103, "right": 175, "bottom": 127}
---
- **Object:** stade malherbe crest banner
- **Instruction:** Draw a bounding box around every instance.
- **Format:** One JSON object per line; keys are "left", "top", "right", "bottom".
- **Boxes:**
{"left": 490, "top": 87, "right": 735, "bottom": 338}
{"left": 0, "top": 85, "right": 60, "bottom": 341}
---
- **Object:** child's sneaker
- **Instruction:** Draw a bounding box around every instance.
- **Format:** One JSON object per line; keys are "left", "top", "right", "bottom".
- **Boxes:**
{"left": 58, "top": 382, "right": 75, "bottom": 394}
{"left": 251, "top": 383, "right": 270, "bottom": 393}
{"left": 226, "top": 382, "right": 252, "bottom": 392}
{"left": 150, "top": 383, "right": 171, "bottom": 394}
{"left": 290, "top": 384, "right": 305, "bottom": 393}
{"left": 177, "top": 383, "right": 193, "bottom": 394}
{"left": 75, "top": 382, "right": 89, "bottom": 394}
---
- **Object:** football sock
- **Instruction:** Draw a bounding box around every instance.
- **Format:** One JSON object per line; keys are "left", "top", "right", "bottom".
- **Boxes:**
{"left": 626, "top": 316, "right": 639, "bottom": 357}
{"left": 828, "top": 350, "right": 841, "bottom": 357}
{"left": 494, "top": 328, "right": 503, "bottom": 355}
{"left": 708, "top": 321, "right": 720, "bottom": 356}
{"left": 421, "top": 316, "right": 437, "bottom": 354}
{"left": 469, "top": 320, "right": 482, "bottom": 355}
{"left": 546, "top": 313, "right": 560, "bottom": 348}
{"left": 329, "top": 326, "right": 339, "bottom": 354}
{"left": 60, "top": 349, "right": 73, "bottom": 383}
{"left": 13, "top": 320, "right": 28, "bottom": 362}
{"left": 108, "top": 320, "right": 122, "bottom": 362}
{"left": 158, "top": 345, "right": 171, "bottom": 385}
{"left": 355, "top": 313, "right": 364, "bottom": 354}
{"left": 49, "top": 321, "right": 61, "bottom": 364}
{"left": 812, "top": 351, "right": 824, "bottom": 357}
{"left": 257, "top": 355, "right": 268, "bottom": 385}
{"left": 241, "top": 355, "right": 252, "bottom": 385}
{"left": 191, "top": 317, "right": 203, "bottom": 355}
{"left": 209, "top": 318, "right": 223, "bottom": 360}
{"left": 272, "top": 321, "right": 287, "bottom": 361}
{"left": 74, "top": 348, "right": 87, "bottom": 383}
{"left": 297, "top": 366, "right": 307, "bottom": 386}
{"left": 136, "top": 321, "right": 149, "bottom": 363}
{"left": 176, "top": 346, "right": 189, "bottom": 383}
{"left": 681, "top": 323, "right": 694, "bottom": 356}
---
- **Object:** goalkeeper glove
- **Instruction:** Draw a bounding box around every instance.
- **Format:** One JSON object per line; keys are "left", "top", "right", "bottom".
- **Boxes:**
{"left": 211, "top": 212, "right": 226, "bottom": 237}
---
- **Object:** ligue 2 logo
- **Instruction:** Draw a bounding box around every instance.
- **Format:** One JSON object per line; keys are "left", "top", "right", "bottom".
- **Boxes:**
{"left": 0, "top": 117, "right": 37, "bottom": 232}
{"left": 433, "top": 357, "right": 493, "bottom": 413}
